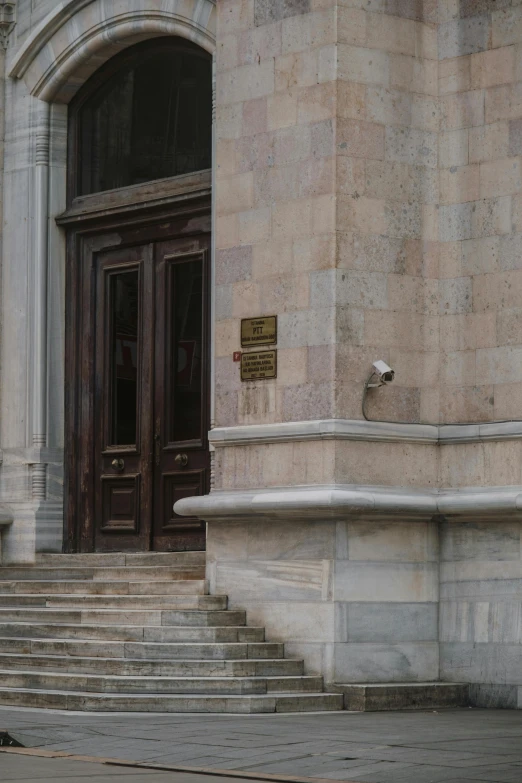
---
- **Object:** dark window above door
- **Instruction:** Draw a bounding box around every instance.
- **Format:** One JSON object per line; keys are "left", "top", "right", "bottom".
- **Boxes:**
{"left": 70, "top": 38, "right": 212, "bottom": 198}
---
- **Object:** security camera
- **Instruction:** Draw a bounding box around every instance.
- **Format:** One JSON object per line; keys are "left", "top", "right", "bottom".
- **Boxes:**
{"left": 372, "top": 360, "right": 395, "bottom": 383}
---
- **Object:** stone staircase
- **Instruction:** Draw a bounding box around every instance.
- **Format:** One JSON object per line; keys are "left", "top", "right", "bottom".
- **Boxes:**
{"left": 0, "top": 553, "right": 343, "bottom": 713}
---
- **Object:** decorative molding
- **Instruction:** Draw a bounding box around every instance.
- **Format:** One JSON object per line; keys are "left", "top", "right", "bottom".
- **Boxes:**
{"left": 174, "top": 484, "right": 522, "bottom": 524}
{"left": 0, "top": 1, "right": 16, "bottom": 50}
{"left": 0, "top": 508, "right": 13, "bottom": 527}
{"left": 8, "top": 2, "right": 216, "bottom": 101}
{"left": 208, "top": 419, "right": 522, "bottom": 447}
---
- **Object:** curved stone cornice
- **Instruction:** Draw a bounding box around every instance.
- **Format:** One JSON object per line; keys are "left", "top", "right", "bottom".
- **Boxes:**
{"left": 174, "top": 484, "right": 522, "bottom": 523}
{"left": 8, "top": 0, "right": 216, "bottom": 102}
{"left": 209, "top": 418, "right": 522, "bottom": 446}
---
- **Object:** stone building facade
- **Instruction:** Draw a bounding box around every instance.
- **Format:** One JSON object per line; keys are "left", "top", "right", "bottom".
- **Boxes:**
{"left": 0, "top": 0, "right": 521, "bottom": 708}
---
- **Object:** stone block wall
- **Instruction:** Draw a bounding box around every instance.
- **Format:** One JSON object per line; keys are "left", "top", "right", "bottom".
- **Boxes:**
{"left": 438, "top": 2, "right": 522, "bottom": 423}
{"left": 215, "top": 0, "right": 338, "bottom": 428}
{"left": 440, "top": 518, "right": 522, "bottom": 708}
{"left": 207, "top": 517, "right": 440, "bottom": 683}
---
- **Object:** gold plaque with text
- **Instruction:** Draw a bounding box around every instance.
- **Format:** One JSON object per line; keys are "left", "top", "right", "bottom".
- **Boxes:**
{"left": 241, "top": 350, "right": 277, "bottom": 381}
{"left": 241, "top": 316, "right": 277, "bottom": 347}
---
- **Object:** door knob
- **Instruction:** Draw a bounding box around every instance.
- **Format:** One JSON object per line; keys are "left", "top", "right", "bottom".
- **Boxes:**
{"left": 174, "top": 453, "right": 189, "bottom": 468}
{"left": 111, "top": 458, "right": 125, "bottom": 472}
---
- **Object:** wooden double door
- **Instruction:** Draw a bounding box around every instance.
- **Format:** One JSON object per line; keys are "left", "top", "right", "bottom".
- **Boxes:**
{"left": 65, "top": 212, "right": 210, "bottom": 552}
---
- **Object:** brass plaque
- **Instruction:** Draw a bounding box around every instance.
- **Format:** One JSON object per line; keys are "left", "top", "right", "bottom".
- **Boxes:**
{"left": 241, "top": 316, "right": 277, "bottom": 347}
{"left": 241, "top": 350, "right": 277, "bottom": 381}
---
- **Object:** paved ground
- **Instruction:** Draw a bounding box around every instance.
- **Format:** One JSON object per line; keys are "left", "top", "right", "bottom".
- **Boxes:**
{"left": 1, "top": 706, "right": 522, "bottom": 782}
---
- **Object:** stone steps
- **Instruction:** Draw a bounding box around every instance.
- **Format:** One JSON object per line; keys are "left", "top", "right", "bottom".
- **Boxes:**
{"left": 0, "top": 622, "right": 265, "bottom": 642}
{"left": 0, "top": 580, "right": 209, "bottom": 595}
{"left": 0, "top": 670, "right": 324, "bottom": 695}
{"left": 0, "top": 608, "right": 245, "bottom": 625}
{"left": 0, "top": 638, "right": 285, "bottom": 659}
{"left": 35, "top": 553, "right": 206, "bottom": 567}
{"left": 0, "top": 555, "right": 343, "bottom": 714}
{"left": 0, "top": 567, "right": 205, "bottom": 581}
{"left": 0, "top": 594, "right": 225, "bottom": 609}
{"left": 0, "top": 653, "right": 303, "bottom": 677}
{"left": 0, "top": 687, "right": 343, "bottom": 713}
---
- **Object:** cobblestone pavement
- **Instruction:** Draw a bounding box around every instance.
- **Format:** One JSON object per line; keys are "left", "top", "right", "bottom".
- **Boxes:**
{"left": 2, "top": 707, "right": 522, "bottom": 782}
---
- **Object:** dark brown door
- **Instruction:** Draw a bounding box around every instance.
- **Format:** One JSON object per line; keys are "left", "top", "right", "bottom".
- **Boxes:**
{"left": 90, "top": 226, "right": 209, "bottom": 552}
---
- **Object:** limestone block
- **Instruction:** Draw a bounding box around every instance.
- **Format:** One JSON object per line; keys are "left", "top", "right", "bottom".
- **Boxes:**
{"left": 231, "top": 280, "right": 260, "bottom": 318}
{"left": 462, "top": 237, "right": 499, "bottom": 275}
{"left": 365, "top": 161, "right": 437, "bottom": 203}
{"left": 242, "top": 97, "right": 268, "bottom": 137}
{"left": 387, "top": 275, "right": 438, "bottom": 315}
{"left": 390, "top": 53, "right": 437, "bottom": 95}
{"left": 471, "top": 46, "right": 515, "bottom": 90}
{"left": 385, "top": 126, "right": 437, "bottom": 168}
{"left": 351, "top": 233, "right": 404, "bottom": 273}
{"left": 411, "top": 94, "right": 439, "bottom": 132}
{"left": 439, "top": 385, "right": 495, "bottom": 424}
{"left": 252, "top": 239, "right": 293, "bottom": 280}
{"left": 278, "top": 308, "right": 336, "bottom": 348}
{"left": 439, "top": 277, "right": 472, "bottom": 315}
{"left": 441, "top": 90, "right": 484, "bottom": 131}
{"left": 337, "top": 195, "right": 387, "bottom": 235}
{"left": 388, "top": 348, "right": 439, "bottom": 387}
{"left": 218, "top": 0, "right": 255, "bottom": 36}
{"left": 492, "top": 5, "right": 522, "bottom": 48}
{"left": 337, "top": 6, "right": 367, "bottom": 46}
{"left": 215, "top": 559, "right": 329, "bottom": 601}
{"left": 242, "top": 601, "right": 334, "bottom": 642}
{"left": 337, "top": 81, "right": 366, "bottom": 120}
{"left": 439, "top": 129, "right": 469, "bottom": 169}
{"left": 441, "top": 350, "right": 475, "bottom": 386}
{"left": 485, "top": 82, "right": 522, "bottom": 124}
{"left": 440, "top": 642, "right": 522, "bottom": 685}
{"left": 480, "top": 158, "right": 522, "bottom": 199}
{"left": 217, "top": 172, "right": 254, "bottom": 216}
{"left": 215, "top": 285, "right": 233, "bottom": 321}
{"left": 474, "top": 271, "right": 522, "bottom": 314}
{"left": 484, "top": 441, "right": 522, "bottom": 486}
{"left": 364, "top": 310, "right": 439, "bottom": 351}
{"left": 239, "top": 21, "right": 282, "bottom": 66}
{"left": 366, "top": 12, "right": 416, "bottom": 57}
{"left": 336, "top": 601, "right": 438, "bottom": 643}
{"left": 440, "top": 313, "right": 497, "bottom": 351}
{"left": 338, "top": 45, "right": 390, "bottom": 86}
{"left": 343, "top": 519, "right": 438, "bottom": 562}
{"left": 333, "top": 641, "right": 439, "bottom": 682}
{"left": 254, "top": 0, "right": 311, "bottom": 27}
{"left": 438, "top": 443, "right": 486, "bottom": 486}
{"left": 440, "top": 165, "right": 479, "bottom": 205}
{"left": 282, "top": 382, "right": 334, "bottom": 420}
{"left": 440, "top": 600, "right": 522, "bottom": 644}
{"left": 296, "top": 82, "right": 335, "bottom": 125}
{"left": 494, "top": 381, "right": 522, "bottom": 418}
{"left": 337, "top": 157, "right": 366, "bottom": 197}
{"left": 497, "top": 311, "right": 522, "bottom": 347}
{"left": 335, "top": 440, "right": 438, "bottom": 486}
{"left": 438, "top": 16, "right": 490, "bottom": 60}
{"left": 439, "top": 55, "right": 471, "bottom": 95}
{"left": 267, "top": 90, "right": 298, "bottom": 130}
{"left": 334, "top": 561, "right": 438, "bottom": 603}
{"left": 366, "top": 86, "right": 411, "bottom": 127}
{"left": 337, "top": 119, "right": 384, "bottom": 160}
{"left": 217, "top": 60, "right": 275, "bottom": 105}
{"left": 238, "top": 206, "right": 271, "bottom": 245}
{"left": 282, "top": 8, "right": 336, "bottom": 55}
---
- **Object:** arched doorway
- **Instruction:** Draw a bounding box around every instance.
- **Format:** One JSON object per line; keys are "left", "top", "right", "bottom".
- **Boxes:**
{"left": 59, "top": 38, "right": 212, "bottom": 552}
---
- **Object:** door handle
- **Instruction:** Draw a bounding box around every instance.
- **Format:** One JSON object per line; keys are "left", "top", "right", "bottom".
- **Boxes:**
{"left": 111, "top": 458, "right": 124, "bottom": 472}
{"left": 174, "top": 453, "right": 189, "bottom": 468}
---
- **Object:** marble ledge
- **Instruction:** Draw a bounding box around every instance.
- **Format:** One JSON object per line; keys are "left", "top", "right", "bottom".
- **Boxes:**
{"left": 175, "top": 484, "right": 522, "bottom": 523}
{"left": 209, "top": 419, "right": 522, "bottom": 447}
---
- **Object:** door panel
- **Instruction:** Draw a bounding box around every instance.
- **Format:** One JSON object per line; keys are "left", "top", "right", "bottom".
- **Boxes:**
{"left": 81, "top": 224, "right": 211, "bottom": 552}
{"left": 153, "top": 238, "right": 210, "bottom": 551}
{"left": 94, "top": 246, "right": 154, "bottom": 551}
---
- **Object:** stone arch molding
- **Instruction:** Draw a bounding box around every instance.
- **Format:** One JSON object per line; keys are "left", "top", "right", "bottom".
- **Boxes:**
{"left": 8, "top": 0, "right": 216, "bottom": 103}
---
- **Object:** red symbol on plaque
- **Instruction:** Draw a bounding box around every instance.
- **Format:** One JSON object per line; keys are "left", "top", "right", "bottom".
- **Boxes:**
{"left": 233, "top": 352, "right": 242, "bottom": 362}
